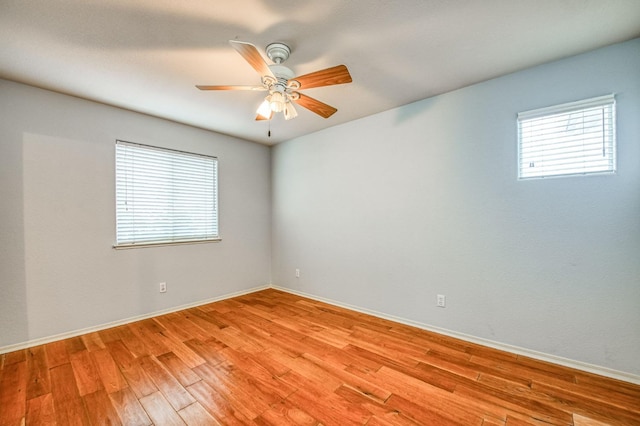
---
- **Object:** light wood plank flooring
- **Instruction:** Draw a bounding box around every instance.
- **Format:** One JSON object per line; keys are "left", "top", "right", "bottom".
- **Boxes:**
{"left": 1, "top": 289, "right": 639, "bottom": 425}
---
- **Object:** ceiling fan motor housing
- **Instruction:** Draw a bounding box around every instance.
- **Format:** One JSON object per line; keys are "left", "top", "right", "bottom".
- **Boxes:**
{"left": 269, "top": 64, "right": 295, "bottom": 82}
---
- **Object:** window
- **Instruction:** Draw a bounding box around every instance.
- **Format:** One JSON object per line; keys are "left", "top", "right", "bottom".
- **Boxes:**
{"left": 517, "top": 95, "right": 616, "bottom": 180}
{"left": 115, "top": 140, "right": 219, "bottom": 248}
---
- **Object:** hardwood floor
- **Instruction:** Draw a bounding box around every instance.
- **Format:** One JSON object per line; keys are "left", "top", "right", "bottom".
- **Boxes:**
{"left": 1, "top": 289, "right": 639, "bottom": 425}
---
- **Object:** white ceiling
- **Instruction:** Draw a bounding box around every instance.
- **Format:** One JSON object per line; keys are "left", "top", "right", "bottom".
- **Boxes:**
{"left": 2, "top": 1, "right": 639, "bottom": 145}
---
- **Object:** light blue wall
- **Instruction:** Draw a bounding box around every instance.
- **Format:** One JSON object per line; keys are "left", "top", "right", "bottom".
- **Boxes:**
{"left": 272, "top": 38, "right": 640, "bottom": 376}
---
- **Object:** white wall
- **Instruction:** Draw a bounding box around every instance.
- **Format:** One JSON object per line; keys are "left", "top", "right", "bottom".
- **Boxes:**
{"left": 0, "top": 80, "right": 271, "bottom": 348}
{"left": 272, "top": 39, "right": 640, "bottom": 376}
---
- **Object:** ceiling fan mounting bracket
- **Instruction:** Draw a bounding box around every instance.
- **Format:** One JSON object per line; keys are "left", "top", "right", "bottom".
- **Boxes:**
{"left": 266, "top": 42, "right": 291, "bottom": 64}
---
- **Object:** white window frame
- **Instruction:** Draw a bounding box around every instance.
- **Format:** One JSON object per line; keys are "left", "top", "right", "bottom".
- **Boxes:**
{"left": 114, "top": 140, "right": 219, "bottom": 248}
{"left": 517, "top": 94, "right": 616, "bottom": 180}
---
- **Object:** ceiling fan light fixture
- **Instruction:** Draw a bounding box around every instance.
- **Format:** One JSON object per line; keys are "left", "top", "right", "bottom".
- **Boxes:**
{"left": 284, "top": 101, "right": 298, "bottom": 120}
{"left": 256, "top": 98, "right": 272, "bottom": 119}
{"left": 269, "top": 91, "right": 285, "bottom": 112}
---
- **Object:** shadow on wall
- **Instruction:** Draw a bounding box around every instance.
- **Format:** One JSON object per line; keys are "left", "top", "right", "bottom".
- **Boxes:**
{"left": 0, "top": 129, "right": 29, "bottom": 348}
{"left": 393, "top": 95, "right": 441, "bottom": 125}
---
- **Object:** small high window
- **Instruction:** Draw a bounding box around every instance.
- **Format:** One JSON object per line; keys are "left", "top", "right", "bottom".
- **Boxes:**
{"left": 517, "top": 95, "right": 616, "bottom": 180}
{"left": 115, "top": 141, "right": 219, "bottom": 248}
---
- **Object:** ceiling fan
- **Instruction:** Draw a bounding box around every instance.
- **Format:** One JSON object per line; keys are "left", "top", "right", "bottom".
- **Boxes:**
{"left": 196, "top": 40, "right": 352, "bottom": 121}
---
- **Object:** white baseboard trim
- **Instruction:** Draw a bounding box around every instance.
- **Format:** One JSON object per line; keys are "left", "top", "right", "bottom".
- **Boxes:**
{"left": 0, "top": 284, "right": 270, "bottom": 355}
{"left": 272, "top": 285, "right": 640, "bottom": 386}
{"left": 4, "top": 283, "right": 638, "bottom": 386}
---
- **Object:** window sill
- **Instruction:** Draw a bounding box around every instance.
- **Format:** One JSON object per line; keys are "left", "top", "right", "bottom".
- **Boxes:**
{"left": 113, "top": 238, "right": 222, "bottom": 250}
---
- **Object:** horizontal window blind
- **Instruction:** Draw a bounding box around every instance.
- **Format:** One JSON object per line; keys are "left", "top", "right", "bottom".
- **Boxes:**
{"left": 517, "top": 94, "right": 615, "bottom": 180}
{"left": 115, "top": 141, "right": 218, "bottom": 247}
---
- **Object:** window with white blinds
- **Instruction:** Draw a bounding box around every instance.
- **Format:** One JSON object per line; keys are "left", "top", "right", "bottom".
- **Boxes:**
{"left": 115, "top": 141, "right": 219, "bottom": 248}
{"left": 517, "top": 95, "right": 616, "bottom": 180}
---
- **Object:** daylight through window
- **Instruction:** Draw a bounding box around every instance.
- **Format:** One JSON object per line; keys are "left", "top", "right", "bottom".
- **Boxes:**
{"left": 517, "top": 95, "right": 616, "bottom": 180}
{"left": 115, "top": 141, "right": 219, "bottom": 248}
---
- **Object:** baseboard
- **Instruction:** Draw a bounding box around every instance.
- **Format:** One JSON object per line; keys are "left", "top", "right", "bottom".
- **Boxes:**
{"left": 272, "top": 285, "right": 640, "bottom": 386}
{"left": 4, "top": 283, "right": 638, "bottom": 386}
{"left": 0, "top": 284, "right": 270, "bottom": 355}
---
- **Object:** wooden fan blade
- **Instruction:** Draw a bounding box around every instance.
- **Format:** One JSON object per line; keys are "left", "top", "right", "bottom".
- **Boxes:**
{"left": 293, "top": 93, "right": 337, "bottom": 118}
{"left": 293, "top": 65, "right": 352, "bottom": 89}
{"left": 196, "top": 85, "right": 266, "bottom": 91}
{"left": 229, "top": 40, "right": 274, "bottom": 78}
{"left": 255, "top": 111, "right": 273, "bottom": 121}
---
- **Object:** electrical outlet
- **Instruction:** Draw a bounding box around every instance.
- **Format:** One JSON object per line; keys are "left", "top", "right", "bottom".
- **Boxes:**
{"left": 437, "top": 294, "right": 446, "bottom": 308}
{"left": 159, "top": 282, "right": 167, "bottom": 293}
{"left": 295, "top": 269, "right": 300, "bottom": 278}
